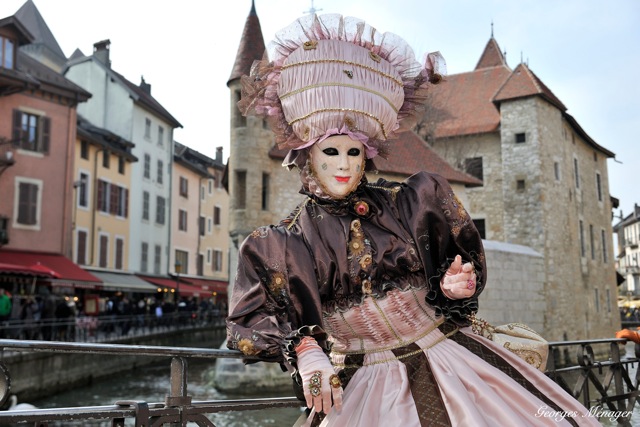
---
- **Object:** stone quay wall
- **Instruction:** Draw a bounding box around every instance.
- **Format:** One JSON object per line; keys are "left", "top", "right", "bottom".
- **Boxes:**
{"left": 2, "top": 326, "right": 226, "bottom": 402}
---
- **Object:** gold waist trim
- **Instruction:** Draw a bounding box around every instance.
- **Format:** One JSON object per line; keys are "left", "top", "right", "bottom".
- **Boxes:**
{"left": 333, "top": 327, "right": 459, "bottom": 369}
{"left": 331, "top": 317, "right": 445, "bottom": 356}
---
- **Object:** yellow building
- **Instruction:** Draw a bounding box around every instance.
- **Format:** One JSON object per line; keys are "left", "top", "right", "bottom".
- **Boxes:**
{"left": 73, "top": 115, "right": 137, "bottom": 271}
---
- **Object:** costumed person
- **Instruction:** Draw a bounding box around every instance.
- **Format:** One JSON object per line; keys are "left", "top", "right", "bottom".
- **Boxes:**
{"left": 226, "top": 13, "right": 601, "bottom": 426}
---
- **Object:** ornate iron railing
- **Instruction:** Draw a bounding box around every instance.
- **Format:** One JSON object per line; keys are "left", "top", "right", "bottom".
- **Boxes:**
{"left": 546, "top": 338, "right": 640, "bottom": 426}
{"left": 0, "top": 337, "right": 637, "bottom": 426}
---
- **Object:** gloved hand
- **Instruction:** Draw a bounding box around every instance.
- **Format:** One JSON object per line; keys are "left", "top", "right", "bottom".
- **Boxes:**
{"left": 441, "top": 254, "right": 476, "bottom": 300}
{"left": 296, "top": 337, "right": 342, "bottom": 414}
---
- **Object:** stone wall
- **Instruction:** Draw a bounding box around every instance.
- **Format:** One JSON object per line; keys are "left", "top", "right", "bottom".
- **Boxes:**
{"left": 477, "top": 240, "right": 546, "bottom": 335}
{"left": 3, "top": 326, "right": 226, "bottom": 402}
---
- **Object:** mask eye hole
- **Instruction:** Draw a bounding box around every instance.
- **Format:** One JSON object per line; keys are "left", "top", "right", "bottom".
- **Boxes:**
{"left": 348, "top": 148, "right": 361, "bottom": 156}
{"left": 322, "top": 148, "right": 339, "bottom": 156}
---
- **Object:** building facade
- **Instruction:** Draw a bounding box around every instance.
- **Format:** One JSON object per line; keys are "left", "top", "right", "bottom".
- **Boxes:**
{"left": 64, "top": 41, "right": 182, "bottom": 277}
{"left": 614, "top": 204, "right": 640, "bottom": 300}
{"left": 73, "top": 116, "right": 137, "bottom": 271}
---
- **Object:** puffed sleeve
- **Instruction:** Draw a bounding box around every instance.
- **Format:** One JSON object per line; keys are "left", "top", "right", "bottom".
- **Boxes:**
{"left": 395, "top": 171, "right": 486, "bottom": 325}
{"left": 226, "top": 225, "right": 327, "bottom": 368}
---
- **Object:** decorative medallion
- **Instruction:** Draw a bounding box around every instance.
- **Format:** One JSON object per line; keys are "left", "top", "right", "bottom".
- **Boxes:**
{"left": 354, "top": 200, "right": 369, "bottom": 216}
{"left": 303, "top": 40, "right": 318, "bottom": 50}
{"left": 369, "top": 51, "right": 381, "bottom": 63}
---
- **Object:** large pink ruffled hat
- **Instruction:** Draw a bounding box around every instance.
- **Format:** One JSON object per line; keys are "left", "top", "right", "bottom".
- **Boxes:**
{"left": 238, "top": 13, "right": 445, "bottom": 160}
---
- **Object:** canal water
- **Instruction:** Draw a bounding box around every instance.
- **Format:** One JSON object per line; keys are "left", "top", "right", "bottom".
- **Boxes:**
{"left": 31, "top": 359, "right": 303, "bottom": 426}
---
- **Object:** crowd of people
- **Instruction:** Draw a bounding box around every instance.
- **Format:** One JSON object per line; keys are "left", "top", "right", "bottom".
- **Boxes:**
{"left": 0, "top": 289, "right": 227, "bottom": 342}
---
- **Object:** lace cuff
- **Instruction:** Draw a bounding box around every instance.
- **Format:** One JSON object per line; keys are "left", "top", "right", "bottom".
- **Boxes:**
{"left": 282, "top": 325, "right": 329, "bottom": 386}
{"left": 426, "top": 258, "right": 483, "bottom": 326}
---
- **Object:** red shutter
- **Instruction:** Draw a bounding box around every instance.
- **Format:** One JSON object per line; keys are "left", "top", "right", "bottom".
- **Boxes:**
{"left": 12, "top": 110, "right": 22, "bottom": 145}
{"left": 41, "top": 116, "right": 51, "bottom": 153}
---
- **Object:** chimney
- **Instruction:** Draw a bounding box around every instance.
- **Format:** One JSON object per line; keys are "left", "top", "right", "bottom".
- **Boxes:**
{"left": 139, "top": 76, "right": 151, "bottom": 95}
{"left": 93, "top": 39, "right": 111, "bottom": 67}
{"left": 216, "top": 146, "right": 223, "bottom": 163}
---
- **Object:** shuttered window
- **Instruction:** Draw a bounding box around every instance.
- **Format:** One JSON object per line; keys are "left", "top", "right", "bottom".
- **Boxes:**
{"left": 12, "top": 110, "right": 50, "bottom": 153}
{"left": 17, "top": 182, "right": 38, "bottom": 225}
{"left": 99, "top": 235, "right": 108, "bottom": 268}
{"left": 76, "top": 230, "right": 87, "bottom": 265}
{"left": 115, "top": 238, "right": 124, "bottom": 270}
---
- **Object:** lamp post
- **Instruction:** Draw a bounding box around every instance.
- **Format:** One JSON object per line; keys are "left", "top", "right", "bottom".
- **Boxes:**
{"left": 174, "top": 261, "right": 182, "bottom": 305}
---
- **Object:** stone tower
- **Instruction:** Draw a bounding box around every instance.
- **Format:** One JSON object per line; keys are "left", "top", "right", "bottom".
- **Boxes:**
{"left": 227, "top": 2, "right": 273, "bottom": 289}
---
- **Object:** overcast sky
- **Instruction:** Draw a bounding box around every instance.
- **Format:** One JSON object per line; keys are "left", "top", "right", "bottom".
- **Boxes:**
{"left": 3, "top": 0, "right": 639, "bottom": 221}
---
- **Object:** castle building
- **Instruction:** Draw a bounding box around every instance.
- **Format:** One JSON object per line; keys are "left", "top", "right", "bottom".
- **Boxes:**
{"left": 424, "top": 37, "right": 619, "bottom": 340}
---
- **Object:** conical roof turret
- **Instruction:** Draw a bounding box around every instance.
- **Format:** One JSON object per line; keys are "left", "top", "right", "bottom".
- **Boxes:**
{"left": 227, "top": 1, "right": 266, "bottom": 86}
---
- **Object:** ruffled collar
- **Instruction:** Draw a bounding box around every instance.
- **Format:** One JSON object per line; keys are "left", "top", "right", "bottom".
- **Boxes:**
{"left": 300, "top": 177, "right": 374, "bottom": 218}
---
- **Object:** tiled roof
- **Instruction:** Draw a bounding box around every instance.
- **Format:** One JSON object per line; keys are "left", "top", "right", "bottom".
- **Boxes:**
{"left": 110, "top": 69, "right": 182, "bottom": 128}
{"left": 77, "top": 115, "right": 136, "bottom": 162}
{"left": 428, "top": 65, "right": 511, "bottom": 138}
{"left": 494, "top": 63, "right": 566, "bottom": 111}
{"left": 15, "top": 0, "right": 66, "bottom": 63}
{"left": 17, "top": 50, "right": 91, "bottom": 101}
{"left": 372, "top": 132, "right": 483, "bottom": 186}
{"left": 228, "top": 2, "right": 266, "bottom": 84}
{"left": 475, "top": 37, "right": 507, "bottom": 70}
{"left": 267, "top": 131, "right": 482, "bottom": 186}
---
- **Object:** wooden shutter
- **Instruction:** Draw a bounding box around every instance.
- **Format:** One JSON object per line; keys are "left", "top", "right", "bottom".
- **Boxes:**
{"left": 41, "top": 117, "right": 51, "bottom": 153}
{"left": 110, "top": 184, "right": 118, "bottom": 215}
{"left": 76, "top": 231, "right": 87, "bottom": 265}
{"left": 115, "top": 239, "right": 124, "bottom": 270}
{"left": 97, "top": 180, "right": 104, "bottom": 211}
{"left": 124, "top": 188, "right": 129, "bottom": 218}
{"left": 12, "top": 110, "right": 22, "bottom": 145}
{"left": 99, "top": 235, "right": 108, "bottom": 268}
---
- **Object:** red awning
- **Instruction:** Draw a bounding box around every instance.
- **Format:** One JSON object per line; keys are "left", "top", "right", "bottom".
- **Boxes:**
{"left": 136, "top": 275, "right": 206, "bottom": 298}
{"left": 0, "top": 262, "right": 60, "bottom": 278}
{"left": 182, "top": 277, "right": 228, "bottom": 295}
{"left": 0, "top": 250, "right": 101, "bottom": 289}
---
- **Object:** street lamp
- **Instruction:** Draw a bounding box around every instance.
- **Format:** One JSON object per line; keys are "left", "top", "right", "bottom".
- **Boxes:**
{"left": 0, "top": 137, "right": 16, "bottom": 177}
{"left": 174, "top": 261, "right": 182, "bottom": 305}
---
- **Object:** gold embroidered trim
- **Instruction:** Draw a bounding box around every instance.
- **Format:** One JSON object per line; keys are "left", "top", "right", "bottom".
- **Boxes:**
{"left": 333, "top": 327, "right": 458, "bottom": 368}
{"left": 279, "top": 83, "right": 400, "bottom": 113}
{"left": 371, "top": 297, "right": 402, "bottom": 343}
{"left": 332, "top": 316, "right": 445, "bottom": 356}
{"left": 369, "top": 51, "right": 382, "bottom": 63}
{"left": 289, "top": 108, "right": 388, "bottom": 139}
{"left": 286, "top": 198, "right": 310, "bottom": 230}
{"left": 281, "top": 59, "right": 403, "bottom": 87}
{"left": 367, "top": 184, "right": 401, "bottom": 202}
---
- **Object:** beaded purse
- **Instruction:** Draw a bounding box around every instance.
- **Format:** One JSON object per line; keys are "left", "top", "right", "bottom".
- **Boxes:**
{"left": 469, "top": 314, "right": 549, "bottom": 372}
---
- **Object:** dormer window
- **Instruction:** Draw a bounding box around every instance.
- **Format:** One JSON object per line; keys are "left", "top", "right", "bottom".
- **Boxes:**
{"left": 0, "top": 36, "right": 15, "bottom": 69}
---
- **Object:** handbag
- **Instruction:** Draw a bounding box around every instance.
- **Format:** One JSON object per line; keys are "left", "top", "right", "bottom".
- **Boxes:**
{"left": 469, "top": 314, "right": 549, "bottom": 371}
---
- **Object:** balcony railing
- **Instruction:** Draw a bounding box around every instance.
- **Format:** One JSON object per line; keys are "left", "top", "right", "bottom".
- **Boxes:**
{"left": 0, "top": 337, "right": 637, "bottom": 426}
